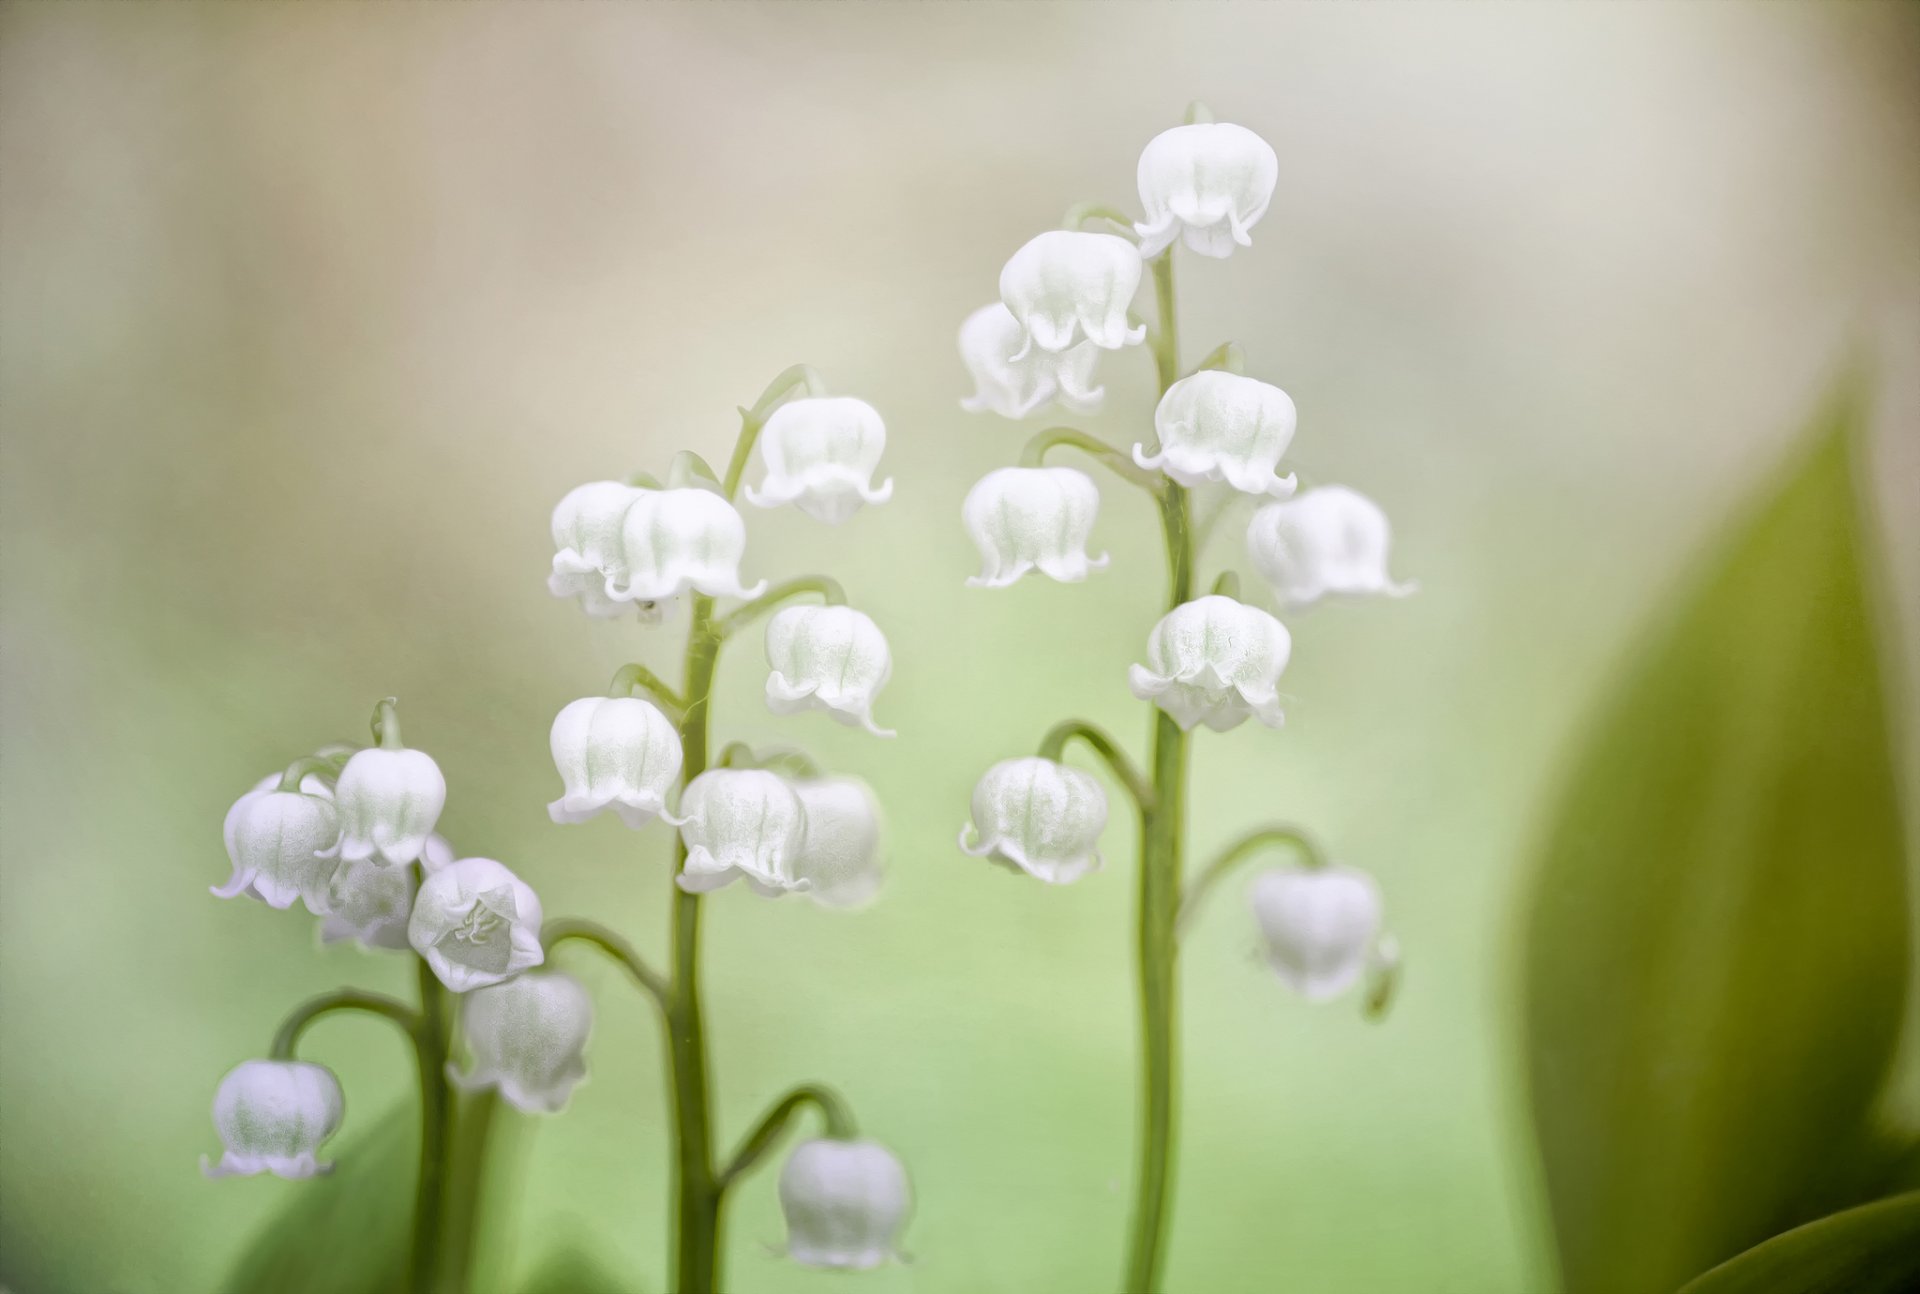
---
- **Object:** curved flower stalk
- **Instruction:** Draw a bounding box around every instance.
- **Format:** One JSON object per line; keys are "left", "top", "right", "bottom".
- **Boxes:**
{"left": 745, "top": 396, "right": 894, "bottom": 524}
{"left": 1128, "top": 594, "right": 1291, "bottom": 732}
{"left": 408, "top": 856, "right": 545, "bottom": 992}
{"left": 449, "top": 969, "right": 593, "bottom": 1113}
{"left": 1248, "top": 865, "right": 1383, "bottom": 1001}
{"left": 1247, "top": 486, "right": 1416, "bottom": 609}
{"left": 962, "top": 466, "right": 1109, "bottom": 588}
{"left": 614, "top": 487, "right": 767, "bottom": 602}
{"left": 203, "top": 1059, "right": 345, "bottom": 1179}
{"left": 1133, "top": 370, "right": 1298, "bottom": 497}
{"left": 1135, "top": 122, "right": 1279, "bottom": 259}
{"left": 959, "top": 756, "right": 1109, "bottom": 885}
{"left": 213, "top": 786, "right": 340, "bottom": 912}
{"left": 764, "top": 604, "right": 895, "bottom": 736}
{"left": 547, "top": 695, "right": 684, "bottom": 827}
{"left": 671, "top": 767, "right": 808, "bottom": 896}
{"left": 1000, "top": 229, "right": 1147, "bottom": 357}
{"left": 959, "top": 302, "right": 1105, "bottom": 419}
{"left": 779, "top": 1138, "right": 913, "bottom": 1270}
{"left": 790, "top": 776, "right": 886, "bottom": 910}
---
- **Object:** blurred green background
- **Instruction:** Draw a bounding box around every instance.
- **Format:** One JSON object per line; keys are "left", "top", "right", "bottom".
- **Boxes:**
{"left": 3, "top": 3, "right": 1918, "bottom": 1292}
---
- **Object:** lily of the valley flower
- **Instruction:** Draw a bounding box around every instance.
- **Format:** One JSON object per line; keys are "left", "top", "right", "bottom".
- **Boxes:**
{"left": 331, "top": 746, "right": 446, "bottom": 868}
{"left": 1128, "top": 594, "right": 1291, "bottom": 732}
{"left": 671, "top": 768, "right": 807, "bottom": 896}
{"left": 548, "top": 480, "right": 679, "bottom": 619}
{"left": 745, "top": 396, "right": 894, "bottom": 524}
{"left": 958, "top": 302, "right": 1105, "bottom": 419}
{"left": 1248, "top": 865, "right": 1383, "bottom": 1001}
{"left": 779, "top": 1138, "right": 913, "bottom": 1271}
{"left": 790, "top": 777, "right": 885, "bottom": 910}
{"left": 547, "top": 696, "right": 684, "bottom": 828}
{"left": 613, "top": 487, "right": 767, "bottom": 603}
{"left": 212, "top": 786, "right": 340, "bottom": 913}
{"left": 962, "top": 466, "right": 1108, "bottom": 588}
{"left": 999, "top": 230, "right": 1145, "bottom": 358}
{"left": 765, "top": 605, "right": 896, "bottom": 737}
{"left": 408, "top": 856, "right": 545, "bottom": 992}
{"left": 318, "top": 856, "right": 416, "bottom": 951}
{"left": 1247, "top": 486, "right": 1415, "bottom": 609}
{"left": 958, "top": 756, "right": 1108, "bottom": 885}
{"left": 449, "top": 969, "right": 593, "bottom": 1114}
{"left": 1133, "top": 370, "right": 1297, "bottom": 497}
{"left": 202, "top": 1059, "right": 345, "bottom": 1180}
{"left": 1135, "top": 122, "right": 1279, "bottom": 259}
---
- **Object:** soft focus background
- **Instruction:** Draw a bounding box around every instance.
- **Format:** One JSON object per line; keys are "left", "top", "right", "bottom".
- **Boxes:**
{"left": 3, "top": 4, "right": 1918, "bottom": 1292}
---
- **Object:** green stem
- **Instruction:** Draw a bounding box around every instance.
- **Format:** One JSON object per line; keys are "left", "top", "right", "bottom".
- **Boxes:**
{"left": 717, "top": 1083, "right": 857, "bottom": 1189}
{"left": 542, "top": 918, "right": 671, "bottom": 1008}
{"left": 1148, "top": 254, "right": 1180, "bottom": 394}
{"left": 1178, "top": 825, "right": 1329, "bottom": 937}
{"left": 714, "top": 575, "right": 847, "bottom": 639}
{"left": 410, "top": 958, "right": 454, "bottom": 1294}
{"left": 436, "top": 1090, "right": 500, "bottom": 1293}
{"left": 1189, "top": 340, "right": 1246, "bottom": 376}
{"left": 268, "top": 990, "right": 419, "bottom": 1060}
{"left": 1038, "top": 719, "right": 1157, "bottom": 813}
{"left": 608, "top": 663, "right": 685, "bottom": 713}
{"left": 722, "top": 365, "right": 826, "bottom": 500}
{"left": 372, "top": 696, "right": 405, "bottom": 750}
{"left": 1061, "top": 201, "right": 1139, "bottom": 238}
{"left": 277, "top": 754, "right": 340, "bottom": 793}
{"left": 1018, "top": 425, "right": 1164, "bottom": 493}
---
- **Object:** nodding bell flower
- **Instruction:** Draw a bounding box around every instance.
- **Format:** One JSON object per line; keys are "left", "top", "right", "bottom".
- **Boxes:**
{"left": 547, "top": 696, "right": 684, "bottom": 828}
{"left": 765, "top": 605, "right": 895, "bottom": 737}
{"left": 670, "top": 768, "right": 807, "bottom": 896}
{"left": 319, "top": 856, "right": 416, "bottom": 951}
{"left": 548, "top": 480, "right": 650, "bottom": 618}
{"left": 958, "top": 302, "right": 1105, "bottom": 419}
{"left": 614, "top": 487, "right": 767, "bottom": 602}
{"left": 962, "top": 466, "right": 1108, "bottom": 588}
{"left": 999, "top": 230, "right": 1146, "bottom": 358}
{"left": 449, "top": 970, "right": 593, "bottom": 1114}
{"left": 202, "top": 1059, "right": 345, "bottom": 1180}
{"left": 1247, "top": 486, "right": 1415, "bottom": 609}
{"left": 790, "top": 777, "right": 885, "bottom": 910}
{"left": 408, "top": 856, "right": 545, "bottom": 992}
{"left": 958, "top": 757, "right": 1108, "bottom": 885}
{"left": 745, "top": 396, "right": 894, "bottom": 524}
{"left": 1135, "top": 122, "right": 1279, "bottom": 259}
{"left": 331, "top": 745, "right": 446, "bottom": 868}
{"left": 779, "top": 1138, "right": 912, "bottom": 1271}
{"left": 213, "top": 784, "right": 341, "bottom": 913}
{"left": 1128, "top": 595, "right": 1291, "bottom": 732}
{"left": 1133, "top": 370, "right": 1298, "bottom": 498}
{"left": 1248, "top": 865, "right": 1383, "bottom": 1001}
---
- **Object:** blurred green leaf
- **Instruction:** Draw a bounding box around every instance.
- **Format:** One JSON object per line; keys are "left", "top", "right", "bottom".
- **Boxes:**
{"left": 517, "top": 1244, "right": 643, "bottom": 1294}
{"left": 1676, "top": 1191, "right": 1920, "bottom": 1294}
{"left": 1521, "top": 383, "right": 1909, "bottom": 1294}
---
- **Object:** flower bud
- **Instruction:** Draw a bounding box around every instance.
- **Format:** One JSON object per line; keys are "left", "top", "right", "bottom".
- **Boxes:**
{"left": 1247, "top": 486, "right": 1415, "bottom": 609}
{"left": 790, "top": 777, "right": 885, "bottom": 910}
{"left": 548, "top": 480, "right": 648, "bottom": 618}
{"left": 202, "top": 1059, "right": 345, "bottom": 1179}
{"left": 779, "top": 1138, "right": 912, "bottom": 1270}
{"left": 958, "top": 302, "right": 1104, "bottom": 419}
{"left": 408, "top": 856, "right": 545, "bottom": 992}
{"left": 1248, "top": 866, "right": 1382, "bottom": 1001}
{"left": 999, "top": 230, "right": 1145, "bottom": 357}
{"left": 332, "top": 746, "right": 446, "bottom": 868}
{"left": 958, "top": 756, "right": 1107, "bottom": 885}
{"left": 744, "top": 396, "right": 894, "bottom": 524}
{"left": 547, "top": 696, "right": 683, "bottom": 828}
{"left": 212, "top": 787, "right": 340, "bottom": 913}
{"left": 1133, "top": 370, "right": 1297, "bottom": 497}
{"left": 764, "top": 605, "right": 895, "bottom": 737}
{"left": 613, "top": 487, "right": 767, "bottom": 602}
{"left": 1128, "top": 595, "right": 1290, "bottom": 732}
{"left": 319, "top": 856, "right": 416, "bottom": 951}
{"left": 449, "top": 970, "right": 593, "bottom": 1114}
{"left": 962, "top": 466, "right": 1108, "bottom": 589}
{"left": 1135, "top": 122, "right": 1278, "bottom": 259}
{"left": 670, "top": 768, "right": 807, "bottom": 896}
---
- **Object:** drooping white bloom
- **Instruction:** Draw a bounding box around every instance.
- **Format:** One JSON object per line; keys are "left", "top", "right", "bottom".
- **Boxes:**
{"left": 202, "top": 1059, "right": 345, "bottom": 1180}
{"left": 764, "top": 605, "right": 895, "bottom": 737}
{"left": 958, "top": 302, "right": 1105, "bottom": 419}
{"left": 962, "top": 466, "right": 1108, "bottom": 589}
{"left": 790, "top": 777, "right": 885, "bottom": 910}
{"left": 547, "top": 696, "right": 683, "bottom": 828}
{"left": 745, "top": 397, "right": 894, "bottom": 524}
{"left": 1248, "top": 866, "right": 1383, "bottom": 1001}
{"left": 548, "top": 480, "right": 648, "bottom": 617}
{"left": 1247, "top": 486, "right": 1415, "bottom": 609}
{"left": 613, "top": 487, "right": 767, "bottom": 602}
{"left": 958, "top": 757, "right": 1107, "bottom": 885}
{"left": 408, "top": 856, "right": 545, "bottom": 992}
{"left": 999, "top": 230, "right": 1145, "bottom": 357}
{"left": 212, "top": 787, "right": 341, "bottom": 913}
{"left": 1128, "top": 595, "right": 1291, "bottom": 732}
{"left": 449, "top": 970, "right": 593, "bottom": 1114}
{"left": 671, "top": 769, "right": 807, "bottom": 896}
{"left": 1135, "top": 122, "right": 1279, "bottom": 259}
{"left": 331, "top": 746, "right": 446, "bottom": 868}
{"left": 1133, "top": 370, "right": 1297, "bottom": 498}
{"left": 779, "top": 1138, "right": 912, "bottom": 1271}
{"left": 318, "top": 856, "right": 416, "bottom": 951}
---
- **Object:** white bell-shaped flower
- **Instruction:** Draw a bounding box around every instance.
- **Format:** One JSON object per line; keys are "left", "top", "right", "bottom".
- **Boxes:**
{"left": 1134, "top": 370, "right": 1297, "bottom": 497}
{"left": 212, "top": 787, "right": 341, "bottom": 913}
{"left": 547, "top": 696, "right": 684, "bottom": 828}
{"left": 764, "top": 605, "right": 895, "bottom": 737}
{"left": 318, "top": 856, "right": 416, "bottom": 951}
{"left": 1247, "top": 486, "right": 1415, "bottom": 609}
{"left": 1248, "top": 865, "right": 1383, "bottom": 1001}
{"left": 962, "top": 466, "right": 1108, "bottom": 589}
{"left": 790, "top": 777, "right": 885, "bottom": 910}
{"left": 613, "top": 487, "right": 767, "bottom": 603}
{"left": 1135, "top": 122, "right": 1279, "bottom": 259}
{"left": 408, "top": 856, "right": 545, "bottom": 992}
{"left": 331, "top": 746, "right": 446, "bottom": 868}
{"left": 449, "top": 969, "right": 593, "bottom": 1114}
{"left": 958, "top": 756, "right": 1107, "bottom": 885}
{"left": 670, "top": 768, "right": 807, "bottom": 896}
{"left": 1128, "top": 595, "right": 1291, "bottom": 732}
{"left": 202, "top": 1059, "right": 345, "bottom": 1180}
{"left": 548, "top": 480, "right": 649, "bottom": 617}
{"left": 958, "top": 302, "right": 1105, "bottom": 419}
{"left": 999, "top": 230, "right": 1146, "bottom": 358}
{"left": 745, "top": 397, "right": 894, "bottom": 524}
{"left": 779, "top": 1138, "right": 912, "bottom": 1271}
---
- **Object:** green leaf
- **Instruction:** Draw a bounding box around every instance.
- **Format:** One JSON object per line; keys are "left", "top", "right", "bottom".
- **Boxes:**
{"left": 1677, "top": 1191, "right": 1920, "bottom": 1294}
{"left": 1520, "top": 383, "right": 1909, "bottom": 1294}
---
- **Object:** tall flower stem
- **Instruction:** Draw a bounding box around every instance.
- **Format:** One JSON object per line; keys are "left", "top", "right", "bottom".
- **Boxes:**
{"left": 410, "top": 956, "right": 455, "bottom": 1294}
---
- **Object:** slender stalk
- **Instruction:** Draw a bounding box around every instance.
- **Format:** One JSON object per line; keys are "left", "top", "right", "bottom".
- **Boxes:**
{"left": 410, "top": 957, "right": 455, "bottom": 1294}
{"left": 608, "top": 662, "right": 685, "bottom": 713}
{"left": 1038, "top": 718, "right": 1157, "bottom": 813}
{"left": 1178, "top": 825, "right": 1329, "bottom": 938}
{"left": 1019, "top": 425, "right": 1163, "bottom": 493}
{"left": 714, "top": 574, "right": 847, "bottom": 639}
{"left": 437, "top": 1091, "right": 500, "bottom": 1294}
{"left": 717, "top": 1082, "right": 857, "bottom": 1188}
{"left": 268, "top": 989, "right": 419, "bottom": 1060}
{"left": 542, "top": 918, "right": 671, "bottom": 1008}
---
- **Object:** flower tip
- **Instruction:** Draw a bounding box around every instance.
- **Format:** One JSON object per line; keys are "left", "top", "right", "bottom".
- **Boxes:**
{"left": 1268, "top": 472, "right": 1299, "bottom": 499}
